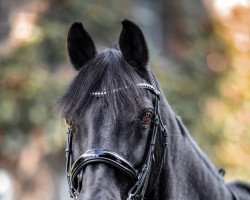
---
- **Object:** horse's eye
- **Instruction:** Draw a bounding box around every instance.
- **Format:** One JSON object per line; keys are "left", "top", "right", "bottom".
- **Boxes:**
{"left": 65, "top": 117, "right": 76, "bottom": 127}
{"left": 65, "top": 118, "right": 73, "bottom": 126}
{"left": 135, "top": 109, "right": 154, "bottom": 126}
{"left": 138, "top": 108, "right": 154, "bottom": 124}
{"left": 143, "top": 112, "right": 153, "bottom": 124}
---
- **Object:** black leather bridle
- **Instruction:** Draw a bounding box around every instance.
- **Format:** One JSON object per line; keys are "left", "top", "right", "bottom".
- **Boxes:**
{"left": 65, "top": 73, "right": 168, "bottom": 199}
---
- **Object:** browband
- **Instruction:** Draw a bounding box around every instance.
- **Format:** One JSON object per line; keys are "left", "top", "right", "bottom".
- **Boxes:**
{"left": 91, "top": 83, "right": 160, "bottom": 97}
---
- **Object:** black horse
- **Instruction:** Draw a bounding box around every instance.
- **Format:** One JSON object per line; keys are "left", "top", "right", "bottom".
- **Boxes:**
{"left": 57, "top": 19, "right": 250, "bottom": 200}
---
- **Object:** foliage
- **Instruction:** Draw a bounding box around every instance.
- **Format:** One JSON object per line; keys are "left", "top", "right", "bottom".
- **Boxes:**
{"left": 202, "top": 6, "right": 250, "bottom": 181}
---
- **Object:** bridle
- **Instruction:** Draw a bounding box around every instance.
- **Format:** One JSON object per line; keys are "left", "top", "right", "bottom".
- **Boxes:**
{"left": 65, "top": 75, "right": 168, "bottom": 199}
{"left": 65, "top": 73, "right": 168, "bottom": 199}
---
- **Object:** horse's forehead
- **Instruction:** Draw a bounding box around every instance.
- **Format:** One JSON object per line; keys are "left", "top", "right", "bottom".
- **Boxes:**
{"left": 82, "top": 93, "right": 154, "bottom": 120}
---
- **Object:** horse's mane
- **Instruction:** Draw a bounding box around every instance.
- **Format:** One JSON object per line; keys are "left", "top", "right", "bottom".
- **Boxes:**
{"left": 56, "top": 48, "right": 148, "bottom": 118}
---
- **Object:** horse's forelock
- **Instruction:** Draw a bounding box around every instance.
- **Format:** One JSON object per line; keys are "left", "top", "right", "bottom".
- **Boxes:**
{"left": 56, "top": 48, "right": 149, "bottom": 119}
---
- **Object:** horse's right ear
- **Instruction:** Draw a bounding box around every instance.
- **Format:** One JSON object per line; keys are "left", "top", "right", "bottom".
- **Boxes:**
{"left": 67, "top": 22, "right": 96, "bottom": 70}
{"left": 119, "top": 19, "right": 149, "bottom": 69}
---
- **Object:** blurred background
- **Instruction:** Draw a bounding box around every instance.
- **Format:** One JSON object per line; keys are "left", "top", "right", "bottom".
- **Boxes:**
{"left": 0, "top": 0, "right": 250, "bottom": 199}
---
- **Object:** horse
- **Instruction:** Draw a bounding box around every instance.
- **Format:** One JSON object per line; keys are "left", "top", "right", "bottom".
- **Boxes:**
{"left": 57, "top": 19, "right": 250, "bottom": 200}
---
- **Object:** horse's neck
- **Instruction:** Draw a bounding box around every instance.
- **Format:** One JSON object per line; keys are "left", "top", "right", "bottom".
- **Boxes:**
{"left": 156, "top": 95, "right": 234, "bottom": 200}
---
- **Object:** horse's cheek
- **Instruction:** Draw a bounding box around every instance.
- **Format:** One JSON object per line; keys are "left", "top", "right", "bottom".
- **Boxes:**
{"left": 128, "top": 129, "right": 150, "bottom": 166}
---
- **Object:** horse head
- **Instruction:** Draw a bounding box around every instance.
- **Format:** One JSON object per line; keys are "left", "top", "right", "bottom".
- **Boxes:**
{"left": 58, "top": 19, "right": 166, "bottom": 200}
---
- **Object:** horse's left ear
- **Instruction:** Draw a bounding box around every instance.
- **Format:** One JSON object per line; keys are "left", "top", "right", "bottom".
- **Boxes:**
{"left": 67, "top": 22, "right": 96, "bottom": 70}
{"left": 119, "top": 19, "right": 149, "bottom": 69}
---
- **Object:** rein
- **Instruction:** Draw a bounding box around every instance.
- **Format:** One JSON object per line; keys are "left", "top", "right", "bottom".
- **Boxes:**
{"left": 65, "top": 73, "right": 168, "bottom": 199}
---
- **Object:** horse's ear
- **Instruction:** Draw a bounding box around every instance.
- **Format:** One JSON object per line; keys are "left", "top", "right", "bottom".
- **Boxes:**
{"left": 119, "top": 19, "right": 149, "bottom": 69}
{"left": 67, "top": 22, "right": 96, "bottom": 70}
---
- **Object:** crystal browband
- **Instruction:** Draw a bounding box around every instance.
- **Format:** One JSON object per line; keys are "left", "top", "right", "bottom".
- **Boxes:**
{"left": 91, "top": 83, "right": 160, "bottom": 96}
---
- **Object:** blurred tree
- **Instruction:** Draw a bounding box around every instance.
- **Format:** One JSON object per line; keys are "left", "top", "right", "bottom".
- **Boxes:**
{"left": 202, "top": 4, "right": 250, "bottom": 181}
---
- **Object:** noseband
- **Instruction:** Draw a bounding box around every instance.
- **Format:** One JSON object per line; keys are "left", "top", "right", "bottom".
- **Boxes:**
{"left": 65, "top": 73, "right": 168, "bottom": 199}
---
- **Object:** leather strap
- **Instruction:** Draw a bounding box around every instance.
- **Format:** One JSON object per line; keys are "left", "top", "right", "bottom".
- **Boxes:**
{"left": 70, "top": 149, "right": 138, "bottom": 189}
